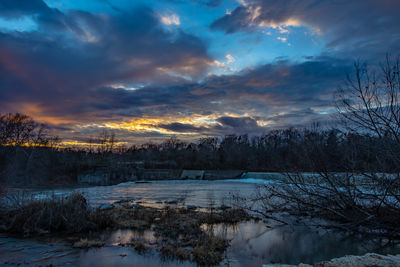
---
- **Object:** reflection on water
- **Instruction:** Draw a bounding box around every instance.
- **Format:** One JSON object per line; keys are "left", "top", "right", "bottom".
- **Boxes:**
{"left": 0, "top": 235, "right": 79, "bottom": 266}
{"left": 2, "top": 222, "right": 398, "bottom": 266}
{"left": 1, "top": 179, "right": 400, "bottom": 266}
{"left": 209, "top": 222, "right": 400, "bottom": 266}
{"left": 107, "top": 229, "right": 157, "bottom": 246}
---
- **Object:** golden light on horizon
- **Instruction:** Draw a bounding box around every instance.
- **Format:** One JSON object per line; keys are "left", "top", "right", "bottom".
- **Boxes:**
{"left": 76, "top": 113, "right": 250, "bottom": 136}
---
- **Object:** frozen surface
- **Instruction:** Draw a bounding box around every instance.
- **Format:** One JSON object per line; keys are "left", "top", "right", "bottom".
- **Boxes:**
{"left": 1, "top": 179, "right": 399, "bottom": 266}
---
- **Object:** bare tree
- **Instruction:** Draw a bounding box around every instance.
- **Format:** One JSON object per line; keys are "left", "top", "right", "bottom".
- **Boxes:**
{"left": 336, "top": 55, "right": 400, "bottom": 143}
{"left": 238, "top": 55, "right": 400, "bottom": 237}
{"left": 0, "top": 113, "right": 59, "bottom": 147}
{"left": 0, "top": 113, "right": 36, "bottom": 146}
{"left": 0, "top": 113, "right": 62, "bottom": 187}
{"left": 96, "top": 130, "right": 116, "bottom": 154}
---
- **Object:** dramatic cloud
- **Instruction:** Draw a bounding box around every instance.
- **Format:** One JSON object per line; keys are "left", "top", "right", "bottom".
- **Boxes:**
{"left": 61, "top": 57, "right": 349, "bottom": 141}
{"left": 157, "top": 116, "right": 267, "bottom": 136}
{"left": 157, "top": 122, "right": 207, "bottom": 133}
{"left": 0, "top": 2, "right": 211, "bottom": 121}
{"left": 0, "top": 0, "right": 396, "bottom": 144}
{"left": 211, "top": 0, "right": 400, "bottom": 57}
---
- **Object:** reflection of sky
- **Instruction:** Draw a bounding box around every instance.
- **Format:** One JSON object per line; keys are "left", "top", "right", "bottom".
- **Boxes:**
{"left": 12, "top": 180, "right": 400, "bottom": 265}
{"left": 0, "top": 0, "right": 398, "bottom": 144}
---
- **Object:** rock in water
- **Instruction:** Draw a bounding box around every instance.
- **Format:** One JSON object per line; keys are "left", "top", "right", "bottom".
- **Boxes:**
{"left": 263, "top": 253, "right": 400, "bottom": 267}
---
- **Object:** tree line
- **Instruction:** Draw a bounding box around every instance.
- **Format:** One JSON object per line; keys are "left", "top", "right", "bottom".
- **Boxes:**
{"left": 0, "top": 55, "right": 399, "bottom": 188}
{"left": 126, "top": 129, "right": 396, "bottom": 173}
{"left": 0, "top": 115, "right": 397, "bottom": 187}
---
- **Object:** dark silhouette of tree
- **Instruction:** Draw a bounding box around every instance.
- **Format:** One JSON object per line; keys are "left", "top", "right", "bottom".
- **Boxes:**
{"left": 336, "top": 55, "right": 400, "bottom": 142}
{"left": 242, "top": 55, "right": 400, "bottom": 237}
{"left": 96, "top": 130, "right": 116, "bottom": 154}
{"left": 0, "top": 113, "right": 59, "bottom": 146}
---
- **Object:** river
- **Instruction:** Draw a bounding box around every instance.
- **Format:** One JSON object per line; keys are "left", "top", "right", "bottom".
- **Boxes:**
{"left": 1, "top": 179, "right": 399, "bottom": 266}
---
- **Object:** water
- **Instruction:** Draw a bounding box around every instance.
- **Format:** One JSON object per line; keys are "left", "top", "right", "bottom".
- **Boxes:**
{"left": 1, "top": 179, "right": 399, "bottom": 266}
{"left": 32, "top": 179, "right": 265, "bottom": 208}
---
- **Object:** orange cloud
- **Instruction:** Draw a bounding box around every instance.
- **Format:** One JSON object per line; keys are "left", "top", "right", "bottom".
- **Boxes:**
{"left": 13, "top": 103, "right": 76, "bottom": 125}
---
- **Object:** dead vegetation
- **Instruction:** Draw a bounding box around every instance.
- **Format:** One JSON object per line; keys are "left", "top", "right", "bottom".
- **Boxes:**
{"left": 0, "top": 192, "right": 112, "bottom": 235}
{"left": 106, "top": 204, "right": 248, "bottom": 265}
{"left": 235, "top": 172, "right": 400, "bottom": 238}
{"left": 0, "top": 193, "right": 253, "bottom": 266}
{"left": 236, "top": 57, "right": 400, "bottom": 239}
{"left": 150, "top": 206, "right": 233, "bottom": 265}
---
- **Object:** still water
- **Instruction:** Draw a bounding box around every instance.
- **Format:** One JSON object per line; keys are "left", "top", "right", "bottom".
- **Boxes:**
{"left": 1, "top": 179, "right": 399, "bottom": 266}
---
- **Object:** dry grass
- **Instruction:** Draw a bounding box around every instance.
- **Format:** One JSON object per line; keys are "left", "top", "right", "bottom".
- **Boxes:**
{"left": 0, "top": 192, "right": 112, "bottom": 235}
{"left": 0, "top": 195, "right": 252, "bottom": 266}
{"left": 102, "top": 205, "right": 250, "bottom": 265}
{"left": 151, "top": 206, "right": 245, "bottom": 265}
{"left": 192, "top": 234, "right": 229, "bottom": 266}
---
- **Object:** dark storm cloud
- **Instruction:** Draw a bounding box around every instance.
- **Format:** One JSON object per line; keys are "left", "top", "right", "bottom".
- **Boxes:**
{"left": 214, "top": 116, "right": 265, "bottom": 135}
{"left": 211, "top": 0, "right": 400, "bottom": 57}
{"left": 153, "top": 116, "right": 266, "bottom": 136}
{"left": 0, "top": 2, "right": 211, "bottom": 120}
{"left": 156, "top": 111, "right": 332, "bottom": 136}
{"left": 184, "top": 57, "right": 351, "bottom": 116}
{"left": 0, "top": 0, "right": 361, "bottom": 143}
{"left": 1, "top": 50, "right": 350, "bottom": 142}
{"left": 157, "top": 123, "right": 207, "bottom": 133}
{"left": 157, "top": 116, "right": 264, "bottom": 135}
{"left": 217, "top": 116, "right": 257, "bottom": 129}
{"left": 78, "top": 57, "right": 350, "bottom": 123}
{"left": 77, "top": 57, "right": 349, "bottom": 136}
{"left": 0, "top": 0, "right": 350, "bottom": 137}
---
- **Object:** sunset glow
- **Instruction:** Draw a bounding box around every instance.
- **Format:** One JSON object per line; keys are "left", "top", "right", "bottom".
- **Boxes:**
{"left": 1, "top": 0, "right": 399, "bottom": 145}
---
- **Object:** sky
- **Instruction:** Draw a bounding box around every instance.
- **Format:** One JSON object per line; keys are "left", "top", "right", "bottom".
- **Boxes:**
{"left": 0, "top": 0, "right": 399, "bottom": 146}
